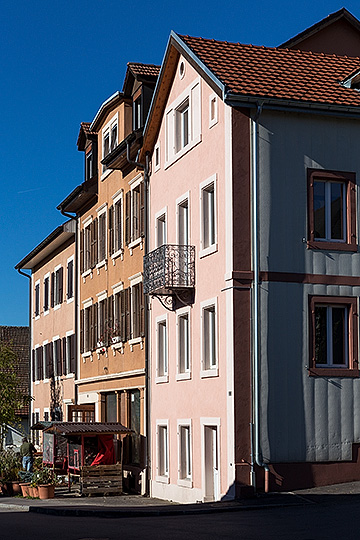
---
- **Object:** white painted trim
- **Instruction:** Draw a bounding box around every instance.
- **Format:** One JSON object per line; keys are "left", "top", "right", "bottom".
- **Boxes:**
{"left": 200, "top": 297, "right": 219, "bottom": 378}
{"left": 155, "top": 206, "right": 167, "bottom": 248}
{"left": 129, "top": 271, "right": 142, "bottom": 285}
{"left": 43, "top": 272, "right": 50, "bottom": 315}
{"left": 200, "top": 417, "right": 221, "bottom": 502}
{"left": 209, "top": 93, "right": 218, "bottom": 128}
{"left": 199, "top": 173, "right": 218, "bottom": 258}
{"left": 156, "top": 419, "right": 169, "bottom": 483}
{"left": 82, "top": 297, "right": 93, "bottom": 309}
{"left": 176, "top": 191, "right": 191, "bottom": 245}
{"left": 112, "top": 281, "right": 124, "bottom": 294}
{"left": 101, "top": 111, "right": 119, "bottom": 180}
{"left": 154, "top": 142, "right": 161, "bottom": 172}
{"left": 177, "top": 419, "right": 192, "bottom": 487}
{"left": 96, "top": 290, "right": 107, "bottom": 301}
{"left": 176, "top": 305, "right": 191, "bottom": 380}
{"left": 128, "top": 172, "right": 143, "bottom": 187}
{"left": 155, "top": 314, "right": 169, "bottom": 383}
{"left": 75, "top": 368, "right": 145, "bottom": 385}
{"left": 82, "top": 215, "right": 93, "bottom": 228}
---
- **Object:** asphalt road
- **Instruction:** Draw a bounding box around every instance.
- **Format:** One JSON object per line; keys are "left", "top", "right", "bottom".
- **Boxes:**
{"left": 0, "top": 496, "right": 359, "bottom": 540}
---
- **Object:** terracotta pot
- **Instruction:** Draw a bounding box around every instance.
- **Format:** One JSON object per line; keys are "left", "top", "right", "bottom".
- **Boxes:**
{"left": 19, "top": 483, "right": 30, "bottom": 497}
{"left": 11, "top": 481, "right": 21, "bottom": 495}
{"left": 32, "top": 486, "right": 39, "bottom": 498}
{"left": 38, "top": 484, "right": 55, "bottom": 500}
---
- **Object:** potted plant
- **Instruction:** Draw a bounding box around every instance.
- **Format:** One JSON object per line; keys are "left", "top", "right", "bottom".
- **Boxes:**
{"left": 18, "top": 471, "right": 33, "bottom": 497}
{"left": 36, "top": 467, "right": 56, "bottom": 499}
{"left": 0, "top": 450, "right": 22, "bottom": 496}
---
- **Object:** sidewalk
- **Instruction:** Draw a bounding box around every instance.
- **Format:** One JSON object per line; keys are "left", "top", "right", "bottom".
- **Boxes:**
{"left": 1, "top": 482, "right": 360, "bottom": 518}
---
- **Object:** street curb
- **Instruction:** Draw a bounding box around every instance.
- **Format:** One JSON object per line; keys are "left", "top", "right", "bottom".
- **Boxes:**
{"left": 0, "top": 503, "right": 29, "bottom": 512}
{"left": 25, "top": 499, "right": 311, "bottom": 518}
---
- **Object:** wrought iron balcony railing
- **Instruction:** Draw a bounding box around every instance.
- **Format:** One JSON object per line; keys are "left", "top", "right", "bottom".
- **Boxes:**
{"left": 143, "top": 244, "right": 195, "bottom": 295}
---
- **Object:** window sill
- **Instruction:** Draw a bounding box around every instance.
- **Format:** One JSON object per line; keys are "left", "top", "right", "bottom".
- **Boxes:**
{"left": 177, "top": 478, "right": 193, "bottom": 488}
{"left": 309, "top": 367, "right": 359, "bottom": 378}
{"left": 164, "top": 135, "right": 201, "bottom": 170}
{"left": 200, "top": 367, "right": 219, "bottom": 378}
{"left": 43, "top": 378, "right": 49, "bottom": 384}
{"left": 176, "top": 372, "right": 191, "bottom": 381}
{"left": 43, "top": 310, "right": 49, "bottom": 317}
{"left": 307, "top": 240, "right": 357, "bottom": 252}
{"left": 199, "top": 244, "right": 218, "bottom": 259}
{"left": 96, "top": 260, "right": 107, "bottom": 272}
{"left": 156, "top": 475, "right": 170, "bottom": 484}
{"left": 66, "top": 373, "right": 75, "bottom": 379}
{"left": 34, "top": 381, "right": 40, "bottom": 385}
{"left": 66, "top": 297, "right": 74, "bottom": 304}
{"left": 82, "top": 352, "right": 92, "bottom": 362}
{"left": 101, "top": 169, "right": 112, "bottom": 182}
{"left": 82, "top": 269, "right": 92, "bottom": 280}
{"left": 128, "top": 238, "right": 143, "bottom": 253}
{"left": 155, "top": 375, "right": 169, "bottom": 384}
{"left": 35, "top": 315, "right": 40, "bottom": 321}
{"left": 54, "top": 304, "right": 61, "bottom": 311}
{"left": 111, "top": 249, "right": 124, "bottom": 262}
{"left": 128, "top": 337, "right": 144, "bottom": 351}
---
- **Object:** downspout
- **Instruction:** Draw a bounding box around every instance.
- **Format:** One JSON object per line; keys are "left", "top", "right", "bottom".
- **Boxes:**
{"left": 251, "top": 102, "right": 270, "bottom": 493}
{"left": 126, "top": 140, "right": 151, "bottom": 496}
{"left": 59, "top": 208, "right": 79, "bottom": 414}
{"left": 17, "top": 268, "right": 32, "bottom": 438}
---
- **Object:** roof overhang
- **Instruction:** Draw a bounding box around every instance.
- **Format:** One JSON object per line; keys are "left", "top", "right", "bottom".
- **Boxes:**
{"left": 101, "top": 129, "right": 142, "bottom": 170}
{"left": 15, "top": 220, "right": 75, "bottom": 271}
{"left": 41, "top": 421, "right": 132, "bottom": 436}
{"left": 57, "top": 175, "right": 98, "bottom": 214}
{"left": 90, "top": 91, "right": 125, "bottom": 131}
{"left": 140, "top": 31, "right": 226, "bottom": 160}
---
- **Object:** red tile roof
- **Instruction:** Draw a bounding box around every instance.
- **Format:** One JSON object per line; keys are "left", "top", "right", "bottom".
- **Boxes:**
{"left": 179, "top": 35, "right": 360, "bottom": 107}
{"left": 127, "top": 62, "right": 160, "bottom": 77}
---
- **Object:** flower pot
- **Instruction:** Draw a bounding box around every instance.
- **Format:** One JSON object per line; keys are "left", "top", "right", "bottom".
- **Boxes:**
{"left": 11, "top": 481, "right": 21, "bottom": 495}
{"left": 3, "top": 482, "right": 13, "bottom": 496}
{"left": 38, "top": 484, "right": 55, "bottom": 500}
{"left": 19, "top": 483, "right": 30, "bottom": 497}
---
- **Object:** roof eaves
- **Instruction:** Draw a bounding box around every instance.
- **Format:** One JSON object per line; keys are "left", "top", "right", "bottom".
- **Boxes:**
{"left": 90, "top": 91, "right": 123, "bottom": 131}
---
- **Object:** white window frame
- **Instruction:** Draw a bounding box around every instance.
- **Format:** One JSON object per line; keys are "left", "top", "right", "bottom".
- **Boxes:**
{"left": 52, "top": 335, "right": 60, "bottom": 378}
{"left": 176, "top": 192, "right": 190, "bottom": 246}
{"left": 111, "top": 281, "right": 124, "bottom": 348}
{"left": 200, "top": 297, "right": 218, "bottom": 378}
{"left": 200, "top": 174, "right": 217, "bottom": 258}
{"left": 112, "top": 189, "right": 124, "bottom": 259}
{"left": 129, "top": 272, "right": 143, "bottom": 347}
{"left": 177, "top": 420, "right": 192, "bottom": 487}
{"left": 200, "top": 417, "right": 221, "bottom": 502}
{"left": 34, "top": 344, "right": 41, "bottom": 384}
{"left": 34, "top": 279, "right": 40, "bottom": 319}
{"left": 66, "top": 256, "right": 74, "bottom": 304}
{"left": 128, "top": 173, "right": 143, "bottom": 249}
{"left": 97, "top": 204, "right": 108, "bottom": 268}
{"left": 156, "top": 420, "right": 169, "bottom": 483}
{"left": 176, "top": 306, "right": 191, "bottom": 380}
{"left": 96, "top": 290, "right": 108, "bottom": 349}
{"left": 155, "top": 314, "right": 168, "bottom": 383}
{"left": 66, "top": 330, "right": 75, "bottom": 376}
{"left": 209, "top": 93, "right": 218, "bottom": 128}
{"left": 53, "top": 264, "right": 62, "bottom": 310}
{"left": 155, "top": 207, "right": 167, "bottom": 248}
{"left": 82, "top": 297, "right": 93, "bottom": 358}
{"left": 154, "top": 142, "right": 161, "bottom": 172}
{"left": 164, "top": 77, "right": 201, "bottom": 169}
{"left": 43, "top": 272, "right": 50, "bottom": 315}
{"left": 101, "top": 112, "right": 118, "bottom": 179}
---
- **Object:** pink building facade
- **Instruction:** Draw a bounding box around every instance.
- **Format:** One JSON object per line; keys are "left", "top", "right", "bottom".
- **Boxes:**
{"left": 144, "top": 53, "right": 237, "bottom": 503}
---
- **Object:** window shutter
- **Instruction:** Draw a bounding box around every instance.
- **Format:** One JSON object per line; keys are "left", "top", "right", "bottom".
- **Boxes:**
{"left": 139, "top": 282, "right": 145, "bottom": 337}
{"left": 91, "top": 218, "right": 98, "bottom": 269}
{"left": 125, "top": 287, "right": 131, "bottom": 341}
{"left": 80, "top": 229, "right": 84, "bottom": 274}
{"left": 32, "top": 349, "right": 36, "bottom": 382}
{"left": 80, "top": 309, "right": 84, "bottom": 354}
{"left": 49, "top": 342, "right": 54, "bottom": 378}
{"left": 39, "top": 347, "right": 44, "bottom": 380}
{"left": 125, "top": 191, "right": 131, "bottom": 245}
{"left": 109, "top": 205, "right": 114, "bottom": 256}
{"left": 57, "top": 339, "right": 62, "bottom": 376}
{"left": 140, "top": 182, "right": 145, "bottom": 237}
{"left": 191, "top": 82, "right": 201, "bottom": 141}
{"left": 70, "top": 334, "right": 76, "bottom": 374}
{"left": 62, "top": 337, "right": 67, "bottom": 375}
{"left": 120, "top": 290, "right": 126, "bottom": 342}
{"left": 108, "top": 295, "right": 114, "bottom": 343}
{"left": 51, "top": 272, "right": 55, "bottom": 308}
{"left": 58, "top": 267, "right": 63, "bottom": 304}
{"left": 93, "top": 303, "right": 98, "bottom": 349}
{"left": 89, "top": 305, "right": 94, "bottom": 350}
{"left": 45, "top": 343, "right": 51, "bottom": 378}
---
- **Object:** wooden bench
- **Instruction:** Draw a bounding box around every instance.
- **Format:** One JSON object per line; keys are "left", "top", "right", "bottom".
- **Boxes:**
{"left": 80, "top": 464, "right": 122, "bottom": 496}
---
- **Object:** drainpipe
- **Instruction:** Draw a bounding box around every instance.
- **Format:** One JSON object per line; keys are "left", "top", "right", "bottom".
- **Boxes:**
{"left": 17, "top": 268, "right": 32, "bottom": 439}
{"left": 251, "top": 102, "right": 270, "bottom": 493}
{"left": 58, "top": 208, "right": 79, "bottom": 414}
{"left": 126, "top": 140, "right": 151, "bottom": 496}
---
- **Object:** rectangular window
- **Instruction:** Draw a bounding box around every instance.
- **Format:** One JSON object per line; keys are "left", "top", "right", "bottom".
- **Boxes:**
{"left": 178, "top": 312, "right": 190, "bottom": 376}
{"left": 67, "top": 259, "right": 74, "bottom": 300}
{"left": 131, "top": 282, "right": 144, "bottom": 340}
{"left": 97, "top": 298, "right": 107, "bottom": 347}
{"left": 43, "top": 275, "right": 50, "bottom": 313}
{"left": 309, "top": 296, "right": 358, "bottom": 377}
{"left": 175, "top": 98, "right": 190, "bottom": 152}
{"left": 156, "top": 213, "right": 167, "bottom": 247}
{"left": 35, "top": 282, "right": 40, "bottom": 317}
{"left": 98, "top": 210, "right": 107, "bottom": 263}
{"left": 52, "top": 267, "right": 63, "bottom": 307}
{"left": 308, "top": 169, "right": 356, "bottom": 251}
{"left": 157, "top": 424, "right": 169, "bottom": 478}
{"left": 157, "top": 318, "right": 168, "bottom": 380}
{"left": 202, "top": 182, "right": 216, "bottom": 250}
{"left": 209, "top": 94, "right": 218, "bottom": 128}
{"left": 178, "top": 199, "right": 189, "bottom": 246}
{"left": 179, "top": 424, "right": 192, "bottom": 481}
{"left": 102, "top": 114, "right": 118, "bottom": 174}
{"left": 201, "top": 300, "right": 218, "bottom": 376}
{"left": 133, "top": 96, "right": 141, "bottom": 130}
{"left": 114, "top": 196, "right": 123, "bottom": 253}
{"left": 83, "top": 222, "right": 92, "bottom": 272}
{"left": 125, "top": 178, "right": 145, "bottom": 246}
{"left": 86, "top": 150, "right": 93, "bottom": 181}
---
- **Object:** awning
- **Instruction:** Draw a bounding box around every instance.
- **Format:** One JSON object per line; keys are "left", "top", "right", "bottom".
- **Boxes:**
{"left": 42, "top": 422, "right": 132, "bottom": 436}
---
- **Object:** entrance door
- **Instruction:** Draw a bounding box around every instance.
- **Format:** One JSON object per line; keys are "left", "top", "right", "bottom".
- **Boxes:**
{"left": 204, "top": 425, "right": 219, "bottom": 501}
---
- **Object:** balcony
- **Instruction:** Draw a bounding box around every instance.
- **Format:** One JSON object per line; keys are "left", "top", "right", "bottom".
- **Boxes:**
{"left": 143, "top": 244, "right": 195, "bottom": 296}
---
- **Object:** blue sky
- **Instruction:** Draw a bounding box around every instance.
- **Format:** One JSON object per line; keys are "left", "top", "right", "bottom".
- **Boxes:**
{"left": 1, "top": 0, "right": 358, "bottom": 326}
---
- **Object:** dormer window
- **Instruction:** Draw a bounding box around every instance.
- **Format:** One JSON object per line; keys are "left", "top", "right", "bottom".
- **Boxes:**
{"left": 102, "top": 113, "right": 118, "bottom": 176}
{"left": 133, "top": 96, "right": 141, "bottom": 130}
{"left": 86, "top": 151, "right": 93, "bottom": 181}
{"left": 111, "top": 124, "right": 117, "bottom": 151}
{"left": 341, "top": 70, "right": 360, "bottom": 90}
